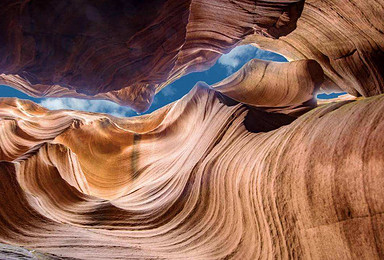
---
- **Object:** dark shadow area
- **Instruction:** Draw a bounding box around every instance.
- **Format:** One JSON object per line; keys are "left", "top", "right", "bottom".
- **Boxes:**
{"left": 244, "top": 108, "right": 297, "bottom": 133}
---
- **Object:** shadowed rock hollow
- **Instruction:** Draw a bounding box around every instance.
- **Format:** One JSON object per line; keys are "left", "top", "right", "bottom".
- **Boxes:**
{"left": 0, "top": 0, "right": 384, "bottom": 259}
{"left": 244, "top": 0, "right": 384, "bottom": 97}
{"left": 1, "top": 0, "right": 383, "bottom": 112}
{"left": 0, "top": 0, "right": 304, "bottom": 112}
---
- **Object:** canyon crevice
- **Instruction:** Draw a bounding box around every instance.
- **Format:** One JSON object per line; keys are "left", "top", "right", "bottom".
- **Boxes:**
{"left": 1, "top": 86, "right": 384, "bottom": 259}
{"left": 244, "top": 0, "right": 384, "bottom": 97}
{"left": 0, "top": 0, "right": 304, "bottom": 112}
{"left": 0, "top": 0, "right": 384, "bottom": 259}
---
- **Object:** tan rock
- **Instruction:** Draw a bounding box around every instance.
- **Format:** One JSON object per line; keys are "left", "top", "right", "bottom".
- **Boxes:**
{"left": 0, "top": 86, "right": 384, "bottom": 259}
{"left": 244, "top": 0, "right": 384, "bottom": 97}
{"left": 0, "top": 0, "right": 304, "bottom": 111}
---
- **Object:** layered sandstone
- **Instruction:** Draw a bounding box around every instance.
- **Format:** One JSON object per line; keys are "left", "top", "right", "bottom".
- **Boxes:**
{"left": 0, "top": 0, "right": 304, "bottom": 112}
{"left": 1, "top": 0, "right": 383, "bottom": 111}
{"left": 244, "top": 0, "right": 384, "bottom": 97}
{"left": 211, "top": 59, "right": 323, "bottom": 113}
{"left": 0, "top": 85, "right": 384, "bottom": 259}
{"left": 0, "top": 0, "right": 384, "bottom": 259}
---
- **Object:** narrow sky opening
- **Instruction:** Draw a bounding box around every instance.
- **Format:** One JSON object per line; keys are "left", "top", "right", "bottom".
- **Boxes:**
{"left": 0, "top": 45, "right": 288, "bottom": 117}
{"left": 316, "top": 92, "right": 347, "bottom": 99}
{"left": 147, "top": 45, "right": 287, "bottom": 113}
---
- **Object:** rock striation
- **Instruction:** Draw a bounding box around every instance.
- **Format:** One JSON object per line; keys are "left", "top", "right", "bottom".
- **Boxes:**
{"left": 1, "top": 0, "right": 383, "bottom": 111}
{"left": 1, "top": 84, "right": 384, "bottom": 259}
{"left": 244, "top": 0, "right": 384, "bottom": 97}
{"left": 211, "top": 59, "right": 323, "bottom": 112}
{"left": 0, "top": 0, "right": 304, "bottom": 112}
{"left": 1, "top": 0, "right": 384, "bottom": 259}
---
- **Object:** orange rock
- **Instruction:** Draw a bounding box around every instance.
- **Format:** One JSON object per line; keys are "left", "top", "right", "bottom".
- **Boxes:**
{"left": 244, "top": 0, "right": 384, "bottom": 97}
{"left": 0, "top": 1, "right": 384, "bottom": 259}
{"left": 0, "top": 86, "right": 384, "bottom": 258}
{"left": 0, "top": 0, "right": 304, "bottom": 111}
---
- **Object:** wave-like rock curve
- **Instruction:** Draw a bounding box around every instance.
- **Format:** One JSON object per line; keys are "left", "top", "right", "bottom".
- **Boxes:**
{"left": 1, "top": 83, "right": 384, "bottom": 258}
{"left": 244, "top": 0, "right": 384, "bottom": 97}
{"left": 0, "top": 1, "right": 384, "bottom": 259}
{"left": 0, "top": 0, "right": 304, "bottom": 112}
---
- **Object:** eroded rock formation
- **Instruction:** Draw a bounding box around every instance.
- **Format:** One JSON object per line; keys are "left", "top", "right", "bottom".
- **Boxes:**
{"left": 1, "top": 0, "right": 384, "bottom": 259}
{"left": 244, "top": 0, "right": 384, "bottom": 97}
{"left": 211, "top": 59, "right": 323, "bottom": 112}
{"left": 211, "top": 58, "right": 324, "bottom": 132}
{"left": 0, "top": 0, "right": 304, "bottom": 112}
{"left": 1, "top": 84, "right": 384, "bottom": 259}
{"left": 1, "top": 0, "right": 384, "bottom": 111}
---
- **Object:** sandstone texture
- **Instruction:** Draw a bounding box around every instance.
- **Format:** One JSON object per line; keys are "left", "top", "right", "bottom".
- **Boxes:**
{"left": 0, "top": 0, "right": 384, "bottom": 259}
{"left": 1, "top": 86, "right": 384, "bottom": 259}
{"left": 244, "top": 0, "right": 384, "bottom": 97}
{"left": 0, "top": 0, "right": 304, "bottom": 112}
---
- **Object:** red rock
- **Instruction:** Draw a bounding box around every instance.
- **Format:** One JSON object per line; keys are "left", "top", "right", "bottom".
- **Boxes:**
{"left": 0, "top": 0, "right": 304, "bottom": 111}
{"left": 0, "top": 86, "right": 384, "bottom": 258}
{"left": 244, "top": 0, "right": 384, "bottom": 97}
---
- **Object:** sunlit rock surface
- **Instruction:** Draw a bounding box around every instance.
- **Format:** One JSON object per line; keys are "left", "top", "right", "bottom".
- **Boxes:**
{"left": 317, "top": 93, "right": 357, "bottom": 105}
{"left": 244, "top": 0, "right": 384, "bottom": 97}
{"left": 0, "top": 0, "right": 304, "bottom": 112}
{"left": 1, "top": 84, "right": 384, "bottom": 259}
{"left": 1, "top": 0, "right": 384, "bottom": 259}
{"left": 211, "top": 59, "right": 323, "bottom": 112}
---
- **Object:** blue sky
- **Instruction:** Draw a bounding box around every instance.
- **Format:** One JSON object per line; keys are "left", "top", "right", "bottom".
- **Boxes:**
{"left": 0, "top": 45, "right": 343, "bottom": 117}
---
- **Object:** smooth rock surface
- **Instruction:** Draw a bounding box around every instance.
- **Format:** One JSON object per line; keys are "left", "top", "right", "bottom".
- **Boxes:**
{"left": 244, "top": 0, "right": 384, "bottom": 97}
{"left": 0, "top": 85, "right": 384, "bottom": 259}
{"left": 0, "top": 0, "right": 304, "bottom": 111}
